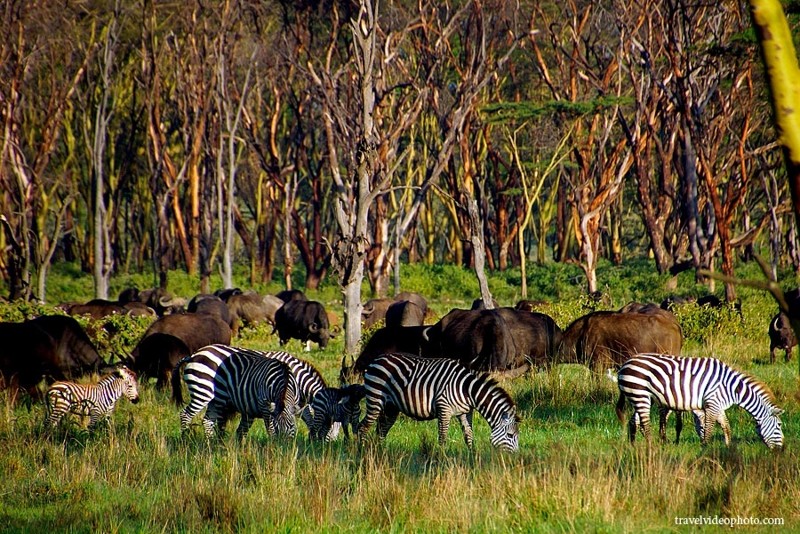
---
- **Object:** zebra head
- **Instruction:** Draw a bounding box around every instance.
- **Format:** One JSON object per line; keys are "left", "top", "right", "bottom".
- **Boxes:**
{"left": 268, "top": 400, "right": 297, "bottom": 438}
{"left": 308, "top": 385, "right": 364, "bottom": 441}
{"left": 116, "top": 366, "right": 140, "bottom": 404}
{"left": 489, "top": 407, "right": 520, "bottom": 452}
{"left": 756, "top": 406, "right": 784, "bottom": 450}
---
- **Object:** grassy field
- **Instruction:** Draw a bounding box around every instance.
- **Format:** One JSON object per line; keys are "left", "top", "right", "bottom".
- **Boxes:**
{"left": 0, "top": 261, "right": 798, "bottom": 532}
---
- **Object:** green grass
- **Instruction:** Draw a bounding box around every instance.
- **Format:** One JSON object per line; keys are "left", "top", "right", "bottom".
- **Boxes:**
{"left": 1, "top": 261, "right": 799, "bottom": 531}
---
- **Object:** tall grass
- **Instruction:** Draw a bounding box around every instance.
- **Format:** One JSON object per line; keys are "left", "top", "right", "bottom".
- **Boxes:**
{"left": 0, "top": 261, "right": 798, "bottom": 531}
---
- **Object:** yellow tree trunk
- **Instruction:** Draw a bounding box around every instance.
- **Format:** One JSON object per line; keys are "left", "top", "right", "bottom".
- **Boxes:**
{"left": 748, "top": 1, "right": 800, "bottom": 216}
{"left": 748, "top": 0, "right": 800, "bottom": 376}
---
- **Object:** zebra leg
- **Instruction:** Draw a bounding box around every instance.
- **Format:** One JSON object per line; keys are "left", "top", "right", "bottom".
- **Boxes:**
{"left": 236, "top": 415, "right": 255, "bottom": 440}
{"left": 357, "top": 396, "right": 384, "bottom": 441}
{"left": 45, "top": 390, "right": 70, "bottom": 427}
{"left": 633, "top": 404, "right": 652, "bottom": 442}
{"left": 203, "top": 399, "right": 226, "bottom": 438}
{"left": 701, "top": 407, "right": 719, "bottom": 446}
{"left": 436, "top": 409, "right": 453, "bottom": 447}
{"left": 628, "top": 413, "right": 637, "bottom": 444}
{"left": 457, "top": 412, "right": 475, "bottom": 449}
{"left": 376, "top": 404, "right": 399, "bottom": 441}
{"left": 674, "top": 411, "right": 683, "bottom": 444}
{"left": 717, "top": 411, "right": 732, "bottom": 446}
{"left": 692, "top": 410, "right": 706, "bottom": 441}
{"left": 658, "top": 408, "right": 670, "bottom": 443}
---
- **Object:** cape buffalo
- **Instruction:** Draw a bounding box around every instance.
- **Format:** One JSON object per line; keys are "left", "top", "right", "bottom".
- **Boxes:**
{"left": 276, "top": 289, "right": 307, "bottom": 303}
{"left": 274, "top": 299, "right": 331, "bottom": 350}
{"left": 226, "top": 292, "right": 284, "bottom": 334}
{"left": 187, "top": 294, "right": 234, "bottom": 330}
{"left": 129, "top": 312, "right": 232, "bottom": 388}
{"left": 361, "top": 298, "right": 394, "bottom": 330}
{"left": 424, "top": 308, "right": 517, "bottom": 372}
{"left": 0, "top": 315, "right": 108, "bottom": 400}
{"left": 559, "top": 310, "right": 683, "bottom": 371}
{"left": 385, "top": 300, "right": 425, "bottom": 328}
{"left": 341, "top": 325, "right": 434, "bottom": 384}
{"left": 769, "top": 312, "right": 797, "bottom": 363}
{"left": 424, "top": 307, "right": 561, "bottom": 375}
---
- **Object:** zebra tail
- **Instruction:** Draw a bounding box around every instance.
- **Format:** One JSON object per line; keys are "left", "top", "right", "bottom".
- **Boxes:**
{"left": 615, "top": 390, "right": 627, "bottom": 423}
{"left": 170, "top": 355, "right": 191, "bottom": 406}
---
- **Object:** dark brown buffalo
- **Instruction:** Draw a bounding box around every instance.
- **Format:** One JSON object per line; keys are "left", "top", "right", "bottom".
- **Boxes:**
{"left": 361, "top": 298, "right": 394, "bottom": 330}
{"left": 362, "top": 292, "right": 429, "bottom": 330}
{"left": 128, "top": 312, "right": 232, "bottom": 388}
{"left": 559, "top": 311, "right": 683, "bottom": 371}
{"left": 187, "top": 294, "right": 234, "bottom": 329}
{"left": 274, "top": 299, "right": 331, "bottom": 350}
{"left": 138, "top": 287, "right": 187, "bottom": 316}
{"left": 0, "top": 315, "right": 108, "bottom": 400}
{"left": 67, "top": 300, "right": 127, "bottom": 321}
{"left": 424, "top": 308, "right": 517, "bottom": 372}
{"left": 214, "top": 287, "right": 243, "bottom": 302}
{"left": 342, "top": 325, "right": 433, "bottom": 383}
{"left": 395, "top": 292, "right": 428, "bottom": 315}
{"left": 132, "top": 333, "right": 189, "bottom": 389}
{"left": 226, "top": 292, "right": 284, "bottom": 334}
{"left": 769, "top": 312, "right": 797, "bottom": 363}
{"left": 618, "top": 301, "right": 670, "bottom": 315}
{"left": 385, "top": 300, "right": 425, "bottom": 328}
{"left": 276, "top": 289, "right": 307, "bottom": 303}
{"left": 494, "top": 308, "right": 562, "bottom": 369}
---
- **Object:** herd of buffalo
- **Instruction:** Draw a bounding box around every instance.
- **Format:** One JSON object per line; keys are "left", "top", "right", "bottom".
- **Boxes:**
{"left": 0, "top": 286, "right": 796, "bottom": 419}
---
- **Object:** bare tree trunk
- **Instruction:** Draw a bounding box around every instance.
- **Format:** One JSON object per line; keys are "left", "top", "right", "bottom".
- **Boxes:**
{"left": 468, "top": 199, "right": 493, "bottom": 309}
{"left": 91, "top": 8, "right": 120, "bottom": 299}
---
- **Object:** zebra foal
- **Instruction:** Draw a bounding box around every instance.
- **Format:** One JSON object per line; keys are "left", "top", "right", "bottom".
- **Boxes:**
{"left": 202, "top": 350, "right": 299, "bottom": 439}
{"left": 358, "top": 353, "right": 519, "bottom": 452}
{"left": 616, "top": 353, "right": 784, "bottom": 449}
{"left": 45, "top": 366, "right": 139, "bottom": 428}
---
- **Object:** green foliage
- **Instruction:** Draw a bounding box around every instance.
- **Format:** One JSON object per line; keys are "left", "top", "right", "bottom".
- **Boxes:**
{"left": 84, "top": 314, "right": 155, "bottom": 362}
{"left": 670, "top": 303, "right": 746, "bottom": 345}
{"left": 0, "top": 301, "right": 64, "bottom": 322}
{"left": 482, "top": 96, "right": 635, "bottom": 124}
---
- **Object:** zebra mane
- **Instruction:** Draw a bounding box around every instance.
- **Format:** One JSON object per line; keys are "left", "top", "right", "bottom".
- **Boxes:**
{"left": 740, "top": 372, "right": 778, "bottom": 406}
{"left": 474, "top": 372, "right": 516, "bottom": 410}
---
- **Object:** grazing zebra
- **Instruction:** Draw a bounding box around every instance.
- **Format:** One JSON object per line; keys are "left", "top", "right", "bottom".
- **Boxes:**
{"left": 308, "top": 383, "right": 366, "bottom": 441}
{"left": 45, "top": 366, "right": 139, "bottom": 428}
{"left": 202, "top": 350, "right": 299, "bottom": 439}
{"left": 172, "top": 344, "right": 346, "bottom": 440}
{"left": 607, "top": 367, "right": 704, "bottom": 444}
{"left": 358, "top": 353, "right": 519, "bottom": 451}
{"left": 615, "top": 353, "right": 784, "bottom": 449}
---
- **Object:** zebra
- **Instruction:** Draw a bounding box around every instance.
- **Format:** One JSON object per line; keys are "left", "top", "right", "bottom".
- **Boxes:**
{"left": 202, "top": 350, "right": 299, "bottom": 439}
{"left": 358, "top": 353, "right": 519, "bottom": 451}
{"left": 172, "top": 344, "right": 346, "bottom": 440}
{"left": 607, "top": 367, "right": 704, "bottom": 444}
{"left": 308, "top": 383, "right": 366, "bottom": 441}
{"left": 615, "top": 353, "right": 784, "bottom": 449}
{"left": 45, "top": 366, "right": 139, "bottom": 429}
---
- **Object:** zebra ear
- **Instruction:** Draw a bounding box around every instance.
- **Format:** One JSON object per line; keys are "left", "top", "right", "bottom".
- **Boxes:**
{"left": 772, "top": 407, "right": 784, "bottom": 416}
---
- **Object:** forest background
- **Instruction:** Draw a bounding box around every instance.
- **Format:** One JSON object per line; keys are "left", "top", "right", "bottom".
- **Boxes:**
{"left": 2, "top": 0, "right": 800, "bottom": 353}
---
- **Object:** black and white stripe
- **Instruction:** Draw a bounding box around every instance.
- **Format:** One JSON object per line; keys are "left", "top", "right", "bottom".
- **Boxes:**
{"left": 173, "top": 344, "right": 347, "bottom": 440}
{"left": 309, "top": 384, "right": 366, "bottom": 441}
{"left": 173, "top": 344, "right": 237, "bottom": 435}
{"left": 45, "top": 366, "right": 140, "bottom": 428}
{"left": 358, "top": 353, "right": 519, "bottom": 451}
{"left": 203, "top": 350, "right": 298, "bottom": 439}
{"left": 616, "top": 353, "right": 784, "bottom": 449}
